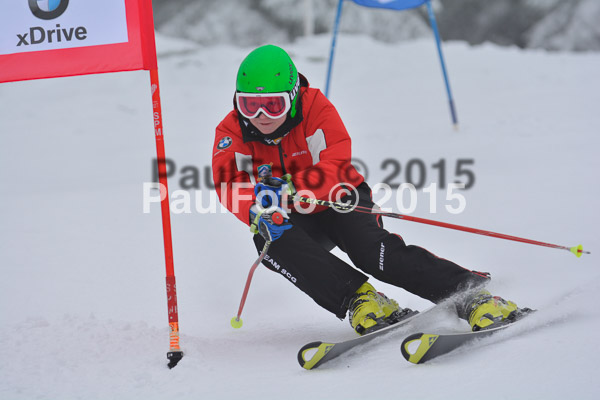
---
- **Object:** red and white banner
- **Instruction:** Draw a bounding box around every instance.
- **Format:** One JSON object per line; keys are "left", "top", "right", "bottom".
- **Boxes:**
{"left": 0, "top": 0, "right": 157, "bottom": 83}
{"left": 1, "top": 2, "right": 182, "bottom": 364}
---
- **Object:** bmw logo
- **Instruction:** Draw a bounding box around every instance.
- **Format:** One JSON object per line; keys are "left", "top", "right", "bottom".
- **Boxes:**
{"left": 29, "top": 0, "right": 70, "bottom": 20}
{"left": 217, "top": 136, "right": 233, "bottom": 150}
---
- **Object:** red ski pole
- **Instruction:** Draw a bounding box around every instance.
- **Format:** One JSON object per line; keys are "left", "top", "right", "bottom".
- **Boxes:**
{"left": 230, "top": 209, "right": 288, "bottom": 328}
{"left": 231, "top": 240, "right": 271, "bottom": 329}
{"left": 294, "top": 196, "right": 590, "bottom": 258}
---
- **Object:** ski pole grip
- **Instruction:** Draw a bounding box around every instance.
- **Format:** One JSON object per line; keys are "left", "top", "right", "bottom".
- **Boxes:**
{"left": 270, "top": 211, "right": 284, "bottom": 225}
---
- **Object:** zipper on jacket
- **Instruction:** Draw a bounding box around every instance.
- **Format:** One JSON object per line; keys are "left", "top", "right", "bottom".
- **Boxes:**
{"left": 277, "top": 142, "right": 288, "bottom": 176}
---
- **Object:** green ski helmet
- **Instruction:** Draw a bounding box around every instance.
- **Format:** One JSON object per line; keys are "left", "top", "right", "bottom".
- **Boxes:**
{"left": 236, "top": 45, "right": 300, "bottom": 118}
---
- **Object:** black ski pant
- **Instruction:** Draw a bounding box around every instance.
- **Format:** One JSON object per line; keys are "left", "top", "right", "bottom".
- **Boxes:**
{"left": 253, "top": 182, "right": 490, "bottom": 319}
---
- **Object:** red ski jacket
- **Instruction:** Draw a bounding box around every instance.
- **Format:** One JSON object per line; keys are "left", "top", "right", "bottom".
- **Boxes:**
{"left": 212, "top": 84, "right": 364, "bottom": 225}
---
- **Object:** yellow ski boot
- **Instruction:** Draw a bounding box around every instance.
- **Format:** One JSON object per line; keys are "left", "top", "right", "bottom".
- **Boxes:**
{"left": 466, "top": 290, "right": 520, "bottom": 331}
{"left": 348, "top": 282, "right": 403, "bottom": 335}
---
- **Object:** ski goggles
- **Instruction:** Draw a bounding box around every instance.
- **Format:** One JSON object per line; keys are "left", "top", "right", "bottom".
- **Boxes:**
{"left": 236, "top": 92, "right": 291, "bottom": 119}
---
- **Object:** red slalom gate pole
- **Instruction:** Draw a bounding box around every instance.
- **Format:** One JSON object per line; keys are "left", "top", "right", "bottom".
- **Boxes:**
{"left": 150, "top": 68, "right": 183, "bottom": 368}
{"left": 295, "top": 196, "right": 590, "bottom": 258}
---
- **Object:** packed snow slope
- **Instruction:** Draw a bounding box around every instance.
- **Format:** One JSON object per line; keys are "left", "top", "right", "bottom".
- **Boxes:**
{"left": 1, "top": 34, "right": 599, "bottom": 399}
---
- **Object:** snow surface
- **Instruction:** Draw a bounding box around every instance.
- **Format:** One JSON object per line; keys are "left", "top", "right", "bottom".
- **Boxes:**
{"left": 1, "top": 33, "right": 599, "bottom": 399}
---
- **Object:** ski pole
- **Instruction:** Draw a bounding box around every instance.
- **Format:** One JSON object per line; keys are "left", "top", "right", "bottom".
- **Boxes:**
{"left": 231, "top": 240, "right": 271, "bottom": 329}
{"left": 231, "top": 205, "right": 288, "bottom": 328}
{"left": 293, "top": 196, "right": 590, "bottom": 258}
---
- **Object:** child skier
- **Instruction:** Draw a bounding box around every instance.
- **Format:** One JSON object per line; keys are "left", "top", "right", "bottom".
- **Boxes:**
{"left": 212, "top": 44, "right": 524, "bottom": 335}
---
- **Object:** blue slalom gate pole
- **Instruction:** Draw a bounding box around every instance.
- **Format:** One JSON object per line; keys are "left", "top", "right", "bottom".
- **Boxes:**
{"left": 325, "top": 0, "right": 344, "bottom": 98}
{"left": 426, "top": 0, "right": 458, "bottom": 129}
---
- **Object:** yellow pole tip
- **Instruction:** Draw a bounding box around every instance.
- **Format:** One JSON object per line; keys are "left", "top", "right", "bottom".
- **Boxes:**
{"left": 570, "top": 244, "right": 583, "bottom": 258}
{"left": 230, "top": 317, "right": 243, "bottom": 329}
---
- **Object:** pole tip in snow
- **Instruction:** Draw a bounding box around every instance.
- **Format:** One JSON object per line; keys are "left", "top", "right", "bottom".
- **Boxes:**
{"left": 570, "top": 244, "right": 589, "bottom": 258}
{"left": 167, "top": 350, "right": 184, "bottom": 369}
{"left": 231, "top": 316, "right": 243, "bottom": 329}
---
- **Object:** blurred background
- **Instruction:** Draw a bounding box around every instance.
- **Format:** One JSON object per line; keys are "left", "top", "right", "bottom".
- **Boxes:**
{"left": 151, "top": 0, "right": 600, "bottom": 51}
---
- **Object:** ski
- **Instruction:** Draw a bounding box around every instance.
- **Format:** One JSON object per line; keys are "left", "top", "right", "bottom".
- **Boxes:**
{"left": 400, "top": 311, "right": 533, "bottom": 364}
{"left": 297, "top": 306, "right": 444, "bottom": 370}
